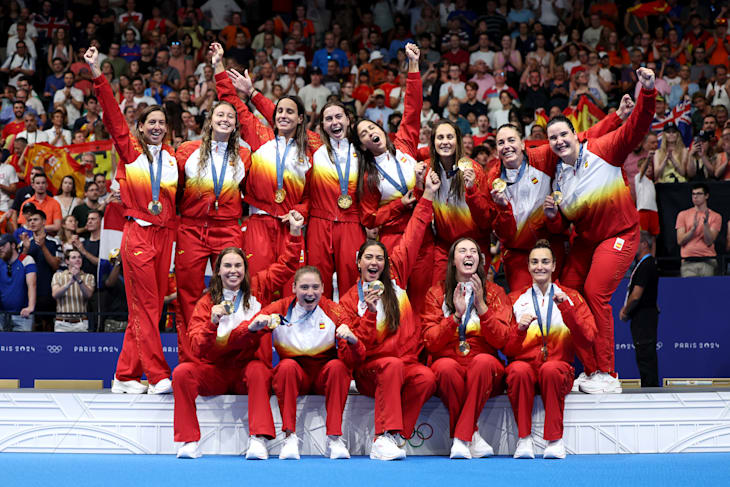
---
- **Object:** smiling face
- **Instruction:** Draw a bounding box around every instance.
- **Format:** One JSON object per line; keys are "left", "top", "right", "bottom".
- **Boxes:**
{"left": 434, "top": 123, "right": 457, "bottom": 159}
{"left": 293, "top": 272, "right": 323, "bottom": 311}
{"left": 547, "top": 121, "right": 578, "bottom": 162}
{"left": 275, "top": 98, "right": 302, "bottom": 138}
{"left": 357, "top": 119, "right": 388, "bottom": 155}
{"left": 322, "top": 105, "right": 348, "bottom": 140}
{"left": 218, "top": 252, "right": 246, "bottom": 290}
{"left": 528, "top": 247, "right": 555, "bottom": 287}
{"left": 496, "top": 125, "right": 524, "bottom": 167}
{"left": 139, "top": 110, "right": 167, "bottom": 145}
{"left": 210, "top": 103, "right": 236, "bottom": 138}
{"left": 453, "top": 239, "right": 480, "bottom": 280}
{"left": 66, "top": 249, "right": 83, "bottom": 269}
{"left": 359, "top": 244, "right": 385, "bottom": 282}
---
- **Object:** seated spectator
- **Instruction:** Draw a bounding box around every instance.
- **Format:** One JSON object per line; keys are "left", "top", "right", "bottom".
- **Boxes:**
{"left": 675, "top": 183, "right": 721, "bottom": 277}
{"left": 19, "top": 209, "right": 59, "bottom": 330}
{"left": 51, "top": 248, "right": 95, "bottom": 332}
{"left": 444, "top": 97, "right": 471, "bottom": 135}
{"left": 0, "top": 233, "right": 36, "bottom": 332}
{"left": 362, "top": 89, "right": 394, "bottom": 127}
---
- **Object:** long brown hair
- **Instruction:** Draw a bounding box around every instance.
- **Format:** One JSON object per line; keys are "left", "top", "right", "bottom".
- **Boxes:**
{"left": 207, "top": 247, "right": 252, "bottom": 309}
{"left": 134, "top": 105, "right": 169, "bottom": 164}
{"left": 353, "top": 117, "right": 397, "bottom": 197}
{"left": 197, "top": 101, "right": 242, "bottom": 183}
{"left": 273, "top": 95, "right": 309, "bottom": 164}
{"left": 444, "top": 237, "right": 487, "bottom": 315}
{"left": 429, "top": 118, "right": 465, "bottom": 201}
{"left": 357, "top": 240, "right": 400, "bottom": 332}
{"left": 318, "top": 101, "right": 350, "bottom": 161}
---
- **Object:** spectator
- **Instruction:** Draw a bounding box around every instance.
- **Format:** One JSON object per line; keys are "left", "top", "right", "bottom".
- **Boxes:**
{"left": 653, "top": 125, "right": 687, "bottom": 184}
{"left": 493, "top": 34, "right": 523, "bottom": 82}
{"left": 461, "top": 82, "right": 490, "bottom": 121}
{"left": 72, "top": 96, "right": 102, "bottom": 140}
{"left": 469, "top": 58, "right": 495, "bottom": 101}
{"left": 44, "top": 58, "right": 67, "bottom": 102}
{"left": 9, "top": 167, "right": 44, "bottom": 224}
{"left": 218, "top": 12, "right": 249, "bottom": 50}
{"left": 52, "top": 71, "right": 84, "bottom": 127}
{"left": 635, "top": 156, "right": 660, "bottom": 247}
{"left": 482, "top": 0, "right": 508, "bottom": 44}
{"left": 12, "top": 203, "right": 35, "bottom": 244}
{"left": 484, "top": 70, "right": 517, "bottom": 112}
{"left": 439, "top": 64, "right": 467, "bottom": 107}
{"left": 253, "top": 62, "right": 277, "bottom": 100}
{"left": 362, "top": 89, "right": 394, "bottom": 127}
{"left": 51, "top": 248, "right": 95, "bottom": 332}
{"left": 689, "top": 46, "right": 713, "bottom": 88}
{"left": 705, "top": 65, "right": 730, "bottom": 111}
{"left": 200, "top": 0, "right": 241, "bottom": 32}
{"left": 582, "top": 14, "right": 604, "bottom": 49}
{"left": 42, "top": 109, "right": 72, "bottom": 147}
{"left": 686, "top": 131, "right": 715, "bottom": 181}
{"left": 145, "top": 69, "right": 174, "bottom": 105}
{"left": 619, "top": 231, "right": 660, "bottom": 388}
{"left": 169, "top": 41, "right": 194, "bottom": 82}
{"left": 1, "top": 101, "right": 26, "bottom": 139}
{"left": 488, "top": 90, "right": 514, "bottom": 130}
{"left": 312, "top": 32, "right": 349, "bottom": 75}
{"left": 117, "top": 0, "right": 143, "bottom": 32}
{"left": 713, "top": 124, "right": 730, "bottom": 180}
{"left": 520, "top": 69, "right": 550, "bottom": 114}
{"left": 19, "top": 209, "right": 59, "bottom": 330}
{"left": 0, "top": 150, "right": 19, "bottom": 233}
{"left": 420, "top": 97, "right": 439, "bottom": 127}
{"left": 7, "top": 22, "right": 37, "bottom": 59}
{"left": 57, "top": 215, "right": 79, "bottom": 256}
{"left": 72, "top": 181, "right": 106, "bottom": 236}
{"left": 298, "top": 67, "right": 331, "bottom": 115}
{"left": 442, "top": 33, "right": 469, "bottom": 74}
{"left": 0, "top": 233, "right": 36, "bottom": 332}
{"left": 54, "top": 175, "right": 81, "bottom": 219}
{"left": 444, "top": 97, "right": 471, "bottom": 135}
{"left": 0, "top": 41, "right": 35, "bottom": 89}
{"left": 94, "top": 174, "right": 111, "bottom": 204}
{"left": 279, "top": 61, "right": 305, "bottom": 97}
{"left": 69, "top": 47, "right": 93, "bottom": 96}
{"left": 251, "top": 18, "right": 283, "bottom": 52}
{"left": 119, "top": 29, "right": 141, "bottom": 64}
{"left": 155, "top": 50, "right": 182, "bottom": 91}
{"left": 74, "top": 209, "right": 101, "bottom": 276}
{"left": 705, "top": 18, "right": 730, "bottom": 70}
{"left": 18, "top": 174, "right": 61, "bottom": 233}
{"left": 675, "top": 183, "right": 721, "bottom": 277}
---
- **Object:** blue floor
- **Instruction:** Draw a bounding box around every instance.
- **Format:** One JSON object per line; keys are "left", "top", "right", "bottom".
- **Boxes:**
{"left": 2, "top": 453, "right": 729, "bottom": 487}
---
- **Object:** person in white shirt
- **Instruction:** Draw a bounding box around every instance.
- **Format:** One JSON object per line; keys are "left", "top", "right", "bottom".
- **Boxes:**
{"left": 42, "top": 109, "right": 72, "bottom": 147}
{"left": 7, "top": 23, "right": 38, "bottom": 60}
{"left": 298, "top": 67, "right": 332, "bottom": 113}
{"left": 17, "top": 113, "right": 49, "bottom": 145}
{"left": 0, "top": 42, "right": 35, "bottom": 88}
{"left": 581, "top": 14, "right": 604, "bottom": 49}
{"left": 439, "top": 64, "right": 467, "bottom": 107}
{"left": 278, "top": 61, "right": 305, "bottom": 97}
{"left": 469, "top": 33, "right": 495, "bottom": 74}
{"left": 706, "top": 65, "right": 730, "bottom": 111}
{"left": 52, "top": 72, "right": 84, "bottom": 126}
{"left": 201, "top": 0, "right": 242, "bottom": 31}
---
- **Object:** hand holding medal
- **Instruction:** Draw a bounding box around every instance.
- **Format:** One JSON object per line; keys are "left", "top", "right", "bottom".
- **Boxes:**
{"left": 459, "top": 158, "right": 476, "bottom": 188}
{"left": 363, "top": 280, "right": 383, "bottom": 313}
{"left": 543, "top": 193, "right": 559, "bottom": 219}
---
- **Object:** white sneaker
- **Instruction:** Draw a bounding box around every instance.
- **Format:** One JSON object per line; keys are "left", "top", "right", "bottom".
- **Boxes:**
{"left": 470, "top": 431, "right": 494, "bottom": 458}
{"left": 177, "top": 441, "right": 201, "bottom": 459}
{"left": 147, "top": 378, "right": 173, "bottom": 394}
{"left": 571, "top": 372, "right": 590, "bottom": 392}
{"left": 543, "top": 438, "right": 566, "bottom": 459}
{"left": 246, "top": 436, "right": 268, "bottom": 460}
{"left": 449, "top": 438, "right": 472, "bottom": 459}
{"left": 513, "top": 435, "right": 535, "bottom": 459}
{"left": 279, "top": 433, "right": 300, "bottom": 460}
{"left": 111, "top": 377, "right": 148, "bottom": 394}
{"left": 370, "top": 433, "right": 404, "bottom": 461}
{"left": 327, "top": 436, "right": 350, "bottom": 459}
{"left": 579, "top": 372, "right": 623, "bottom": 394}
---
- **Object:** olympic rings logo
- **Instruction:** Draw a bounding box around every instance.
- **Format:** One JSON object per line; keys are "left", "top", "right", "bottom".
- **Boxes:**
{"left": 396, "top": 423, "right": 433, "bottom": 448}
{"left": 47, "top": 345, "right": 62, "bottom": 354}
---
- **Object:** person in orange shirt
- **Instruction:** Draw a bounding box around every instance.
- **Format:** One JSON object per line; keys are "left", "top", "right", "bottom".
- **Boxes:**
{"left": 705, "top": 19, "right": 730, "bottom": 69}
{"left": 18, "top": 173, "right": 62, "bottom": 233}
{"left": 218, "top": 12, "right": 251, "bottom": 50}
{"left": 675, "top": 183, "right": 722, "bottom": 277}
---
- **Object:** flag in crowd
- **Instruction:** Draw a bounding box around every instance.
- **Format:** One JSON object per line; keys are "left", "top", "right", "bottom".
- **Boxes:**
{"left": 626, "top": 1, "right": 671, "bottom": 18}
{"left": 651, "top": 100, "right": 692, "bottom": 147}
{"left": 21, "top": 143, "right": 86, "bottom": 196}
{"left": 563, "top": 96, "right": 605, "bottom": 133}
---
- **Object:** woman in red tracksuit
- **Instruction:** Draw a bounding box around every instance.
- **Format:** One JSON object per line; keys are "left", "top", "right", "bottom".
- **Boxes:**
{"left": 255, "top": 266, "right": 366, "bottom": 460}
{"left": 425, "top": 120, "right": 496, "bottom": 285}
{"left": 421, "top": 236, "right": 513, "bottom": 459}
{"left": 174, "top": 101, "right": 251, "bottom": 364}
{"left": 86, "top": 47, "right": 175, "bottom": 395}
{"left": 504, "top": 239, "right": 596, "bottom": 460}
{"left": 211, "top": 43, "right": 314, "bottom": 287}
{"left": 543, "top": 68, "right": 656, "bottom": 394}
{"left": 227, "top": 64, "right": 365, "bottom": 299}
{"left": 173, "top": 219, "right": 304, "bottom": 460}
{"left": 354, "top": 43, "right": 433, "bottom": 314}
{"left": 339, "top": 171, "right": 441, "bottom": 461}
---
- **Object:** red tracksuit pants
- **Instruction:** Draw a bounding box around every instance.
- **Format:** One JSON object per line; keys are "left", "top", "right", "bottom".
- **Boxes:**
{"left": 431, "top": 354, "right": 505, "bottom": 442}
{"left": 559, "top": 226, "right": 639, "bottom": 374}
{"left": 273, "top": 357, "right": 352, "bottom": 436}
{"left": 380, "top": 231, "right": 434, "bottom": 316}
{"left": 175, "top": 221, "right": 243, "bottom": 363}
{"left": 173, "top": 359, "right": 275, "bottom": 442}
{"left": 354, "top": 357, "right": 437, "bottom": 437}
{"left": 505, "top": 360, "right": 574, "bottom": 441}
{"left": 306, "top": 216, "right": 364, "bottom": 299}
{"left": 432, "top": 239, "right": 491, "bottom": 286}
{"left": 243, "top": 214, "right": 300, "bottom": 297}
{"left": 115, "top": 221, "right": 174, "bottom": 384}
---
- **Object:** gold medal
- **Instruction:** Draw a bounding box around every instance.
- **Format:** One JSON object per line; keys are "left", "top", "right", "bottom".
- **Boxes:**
{"left": 147, "top": 200, "right": 163, "bottom": 215}
{"left": 269, "top": 314, "right": 281, "bottom": 330}
{"left": 368, "top": 280, "right": 384, "bottom": 296}
{"left": 274, "top": 188, "right": 287, "bottom": 203}
{"left": 551, "top": 190, "right": 563, "bottom": 205}
{"left": 492, "top": 178, "right": 507, "bottom": 193}
{"left": 108, "top": 248, "right": 120, "bottom": 261}
{"left": 541, "top": 344, "right": 548, "bottom": 362}
{"left": 457, "top": 158, "right": 472, "bottom": 172}
{"left": 457, "top": 340, "right": 471, "bottom": 356}
{"left": 337, "top": 194, "right": 353, "bottom": 209}
{"left": 221, "top": 300, "right": 234, "bottom": 315}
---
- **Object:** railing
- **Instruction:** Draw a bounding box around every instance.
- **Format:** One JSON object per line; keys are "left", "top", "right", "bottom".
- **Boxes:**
{"left": 0, "top": 311, "right": 177, "bottom": 332}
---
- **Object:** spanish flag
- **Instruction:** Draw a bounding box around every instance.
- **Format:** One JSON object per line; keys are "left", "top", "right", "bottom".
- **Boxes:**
{"left": 534, "top": 108, "right": 548, "bottom": 128}
{"left": 627, "top": 1, "right": 670, "bottom": 18}
{"left": 22, "top": 143, "right": 86, "bottom": 197}
{"left": 563, "top": 96, "right": 605, "bottom": 133}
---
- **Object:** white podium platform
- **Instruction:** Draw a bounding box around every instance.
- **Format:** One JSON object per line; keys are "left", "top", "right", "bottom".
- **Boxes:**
{"left": 1, "top": 390, "right": 730, "bottom": 456}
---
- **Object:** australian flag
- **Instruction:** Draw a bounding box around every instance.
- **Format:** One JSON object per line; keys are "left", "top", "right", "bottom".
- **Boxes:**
{"left": 651, "top": 99, "right": 692, "bottom": 147}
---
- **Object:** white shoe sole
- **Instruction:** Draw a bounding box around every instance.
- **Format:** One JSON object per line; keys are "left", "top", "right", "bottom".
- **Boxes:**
{"left": 111, "top": 379, "right": 147, "bottom": 394}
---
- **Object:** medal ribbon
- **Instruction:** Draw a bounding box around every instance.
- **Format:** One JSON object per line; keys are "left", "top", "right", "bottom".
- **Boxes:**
{"left": 531, "top": 284, "right": 554, "bottom": 353}
{"left": 210, "top": 146, "right": 230, "bottom": 206}
{"left": 275, "top": 138, "right": 294, "bottom": 192}
{"left": 458, "top": 285, "right": 475, "bottom": 344}
{"left": 232, "top": 289, "right": 243, "bottom": 313}
{"left": 374, "top": 154, "right": 408, "bottom": 194}
{"left": 148, "top": 147, "right": 163, "bottom": 203}
{"left": 500, "top": 156, "right": 527, "bottom": 186}
{"left": 284, "top": 297, "right": 319, "bottom": 325}
{"left": 332, "top": 142, "right": 352, "bottom": 198}
{"left": 555, "top": 142, "right": 584, "bottom": 193}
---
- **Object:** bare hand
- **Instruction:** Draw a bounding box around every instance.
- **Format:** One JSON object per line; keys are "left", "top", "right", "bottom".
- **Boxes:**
{"left": 84, "top": 46, "right": 99, "bottom": 70}
{"left": 415, "top": 161, "right": 427, "bottom": 185}
{"left": 543, "top": 194, "right": 558, "bottom": 219}
{"left": 490, "top": 187, "right": 509, "bottom": 208}
{"left": 363, "top": 287, "right": 381, "bottom": 313}
{"left": 619, "top": 307, "right": 629, "bottom": 322}
{"left": 227, "top": 68, "right": 254, "bottom": 97}
{"left": 517, "top": 314, "right": 536, "bottom": 331}
{"left": 248, "top": 314, "right": 273, "bottom": 332}
{"left": 336, "top": 323, "right": 358, "bottom": 344}
{"left": 209, "top": 42, "right": 224, "bottom": 66}
{"left": 405, "top": 42, "right": 420, "bottom": 62}
{"left": 637, "top": 67, "right": 655, "bottom": 91}
{"left": 288, "top": 210, "right": 305, "bottom": 235}
{"left": 453, "top": 283, "right": 467, "bottom": 318}
{"left": 469, "top": 273, "right": 487, "bottom": 313}
{"left": 423, "top": 171, "right": 441, "bottom": 199}
{"left": 401, "top": 189, "right": 416, "bottom": 207}
{"left": 463, "top": 166, "right": 476, "bottom": 188}
{"left": 211, "top": 304, "right": 226, "bottom": 324}
{"left": 616, "top": 94, "right": 635, "bottom": 120}
{"left": 20, "top": 306, "right": 33, "bottom": 318}
{"left": 553, "top": 291, "right": 568, "bottom": 304}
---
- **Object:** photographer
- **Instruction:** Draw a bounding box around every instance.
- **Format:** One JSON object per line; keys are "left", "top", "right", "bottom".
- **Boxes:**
{"left": 686, "top": 131, "right": 715, "bottom": 181}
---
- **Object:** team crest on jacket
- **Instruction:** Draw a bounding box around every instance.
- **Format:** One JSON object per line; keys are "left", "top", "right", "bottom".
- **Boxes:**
{"left": 319, "top": 322, "right": 326, "bottom": 330}
{"left": 531, "top": 177, "right": 538, "bottom": 184}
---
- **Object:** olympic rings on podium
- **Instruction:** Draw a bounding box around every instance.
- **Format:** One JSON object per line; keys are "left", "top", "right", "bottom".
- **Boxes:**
{"left": 396, "top": 423, "right": 434, "bottom": 448}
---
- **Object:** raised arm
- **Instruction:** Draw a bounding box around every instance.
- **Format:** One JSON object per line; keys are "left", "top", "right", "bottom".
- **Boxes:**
{"left": 392, "top": 43, "right": 423, "bottom": 158}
